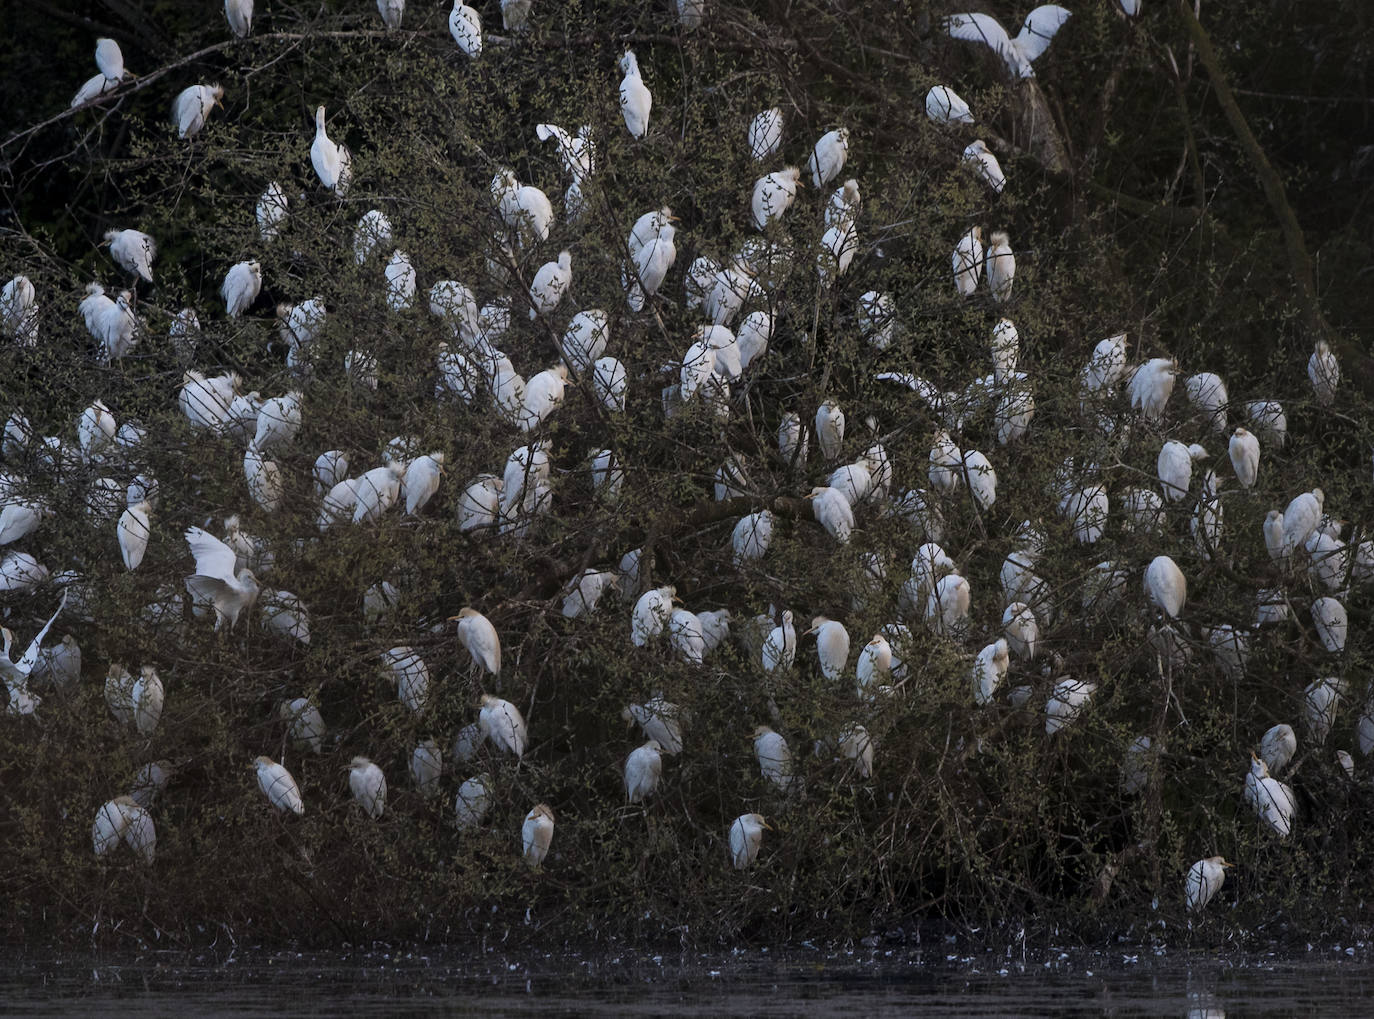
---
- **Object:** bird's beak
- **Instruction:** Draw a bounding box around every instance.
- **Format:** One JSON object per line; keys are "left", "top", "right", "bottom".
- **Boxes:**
{"left": 803, "top": 626, "right": 818, "bottom": 636}
{"left": 671, "top": 595, "right": 683, "bottom": 604}
{"left": 804, "top": 492, "right": 817, "bottom": 501}
{"left": 1221, "top": 861, "right": 1235, "bottom": 868}
{"left": 669, "top": 215, "right": 680, "bottom": 223}
{"left": 446, "top": 615, "right": 461, "bottom": 622}
{"left": 761, "top": 819, "right": 774, "bottom": 831}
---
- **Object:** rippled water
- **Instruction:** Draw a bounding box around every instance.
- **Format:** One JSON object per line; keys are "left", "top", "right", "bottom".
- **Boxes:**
{"left": 4, "top": 942, "right": 1371, "bottom": 1015}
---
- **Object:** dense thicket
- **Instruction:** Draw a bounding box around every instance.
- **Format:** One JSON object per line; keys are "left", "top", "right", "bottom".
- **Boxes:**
{"left": 2, "top": 0, "right": 1373, "bottom": 948}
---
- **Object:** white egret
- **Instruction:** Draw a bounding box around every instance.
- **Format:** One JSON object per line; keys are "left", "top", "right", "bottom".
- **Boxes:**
{"left": 1244, "top": 753, "right": 1294, "bottom": 838}
{"left": 1, "top": 276, "right": 38, "bottom": 346}
{"left": 1185, "top": 857, "right": 1232, "bottom": 912}
{"left": 837, "top": 723, "right": 874, "bottom": 778}
{"left": 1157, "top": 440, "right": 1208, "bottom": 502}
{"left": 408, "top": 739, "right": 442, "bottom": 798}
{"left": 1227, "top": 427, "right": 1259, "bottom": 487}
{"left": 1002, "top": 602, "right": 1039, "bottom": 660}
{"left": 1281, "top": 488, "right": 1323, "bottom": 556}
{"left": 222, "top": 261, "right": 262, "bottom": 318}
{"left": 184, "top": 527, "right": 259, "bottom": 629}
{"left": 806, "top": 486, "right": 854, "bottom": 543}
{"left": 348, "top": 757, "right": 387, "bottom": 819}
{"left": 1184, "top": 372, "right": 1229, "bottom": 432}
{"left": 1312, "top": 597, "right": 1347, "bottom": 653}
{"left": 1308, "top": 340, "right": 1339, "bottom": 405}
{"left": 814, "top": 400, "right": 845, "bottom": 460}
{"left": 971, "top": 638, "right": 1010, "bottom": 705}
{"left": 455, "top": 774, "right": 493, "bottom": 830}
{"left": 1304, "top": 677, "right": 1345, "bottom": 745}
{"left": 747, "top": 107, "right": 783, "bottom": 160}
{"left": 529, "top": 251, "right": 572, "bottom": 319}
{"left": 1246, "top": 400, "right": 1287, "bottom": 446}
{"left": 255, "top": 756, "right": 304, "bottom": 815}
{"left": 451, "top": 608, "right": 500, "bottom": 675}
{"left": 280, "top": 697, "right": 326, "bottom": 753}
{"left": 945, "top": 6, "right": 1073, "bottom": 79}
{"left": 855, "top": 635, "right": 892, "bottom": 696}
{"left": 762, "top": 610, "right": 796, "bottom": 672}
{"left": 501, "top": 0, "right": 531, "bottom": 29}
{"left": 632, "top": 587, "right": 675, "bottom": 647}
{"left": 752, "top": 726, "right": 795, "bottom": 792}
{"left": 731, "top": 511, "right": 775, "bottom": 565}
{"left": 479, "top": 694, "right": 527, "bottom": 757}
{"left": 226, "top": 0, "right": 254, "bottom": 38}
{"left": 449, "top": 1, "right": 483, "bottom": 56}
{"left": 173, "top": 84, "right": 224, "bottom": 139}
{"left": 804, "top": 616, "right": 850, "bottom": 682}
{"left": 618, "top": 50, "right": 651, "bottom": 138}
{"left": 256, "top": 182, "right": 288, "bottom": 242}
{"left": 244, "top": 447, "right": 284, "bottom": 514}
{"left": 522, "top": 804, "right": 556, "bottom": 867}
{"left": 1128, "top": 358, "right": 1178, "bottom": 422}
{"left": 808, "top": 128, "right": 849, "bottom": 188}
{"left": 985, "top": 231, "right": 1014, "bottom": 302}
{"left": 561, "top": 310, "right": 609, "bottom": 371}
{"left": 117, "top": 501, "right": 152, "bottom": 570}
{"left": 104, "top": 229, "right": 155, "bottom": 283}
{"left": 377, "top": 0, "right": 404, "bottom": 28}
{"left": 927, "top": 573, "right": 971, "bottom": 635}
{"left": 520, "top": 365, "right": 568, "bottom": 432}
{"left": 625, "top": 739, "right": 664, "bottom": 803}
{"left": 729, "top": 813, "right": 769, "bottom": 869}
{"left": 953, "top": 227, "right": 984, "bottom": 296}
{"left": 961, "top": 449, "right": 997, "bottom": 510}
{"left": 624, "top": 697, "right": 683, "bottom": 755}
{"left": 1046, "top": 678, "right": 1097, "bottom": 735}
{"left": 926, "top": 85, "right": 974, "bottom": 124}
{"left": 310, "top": 107, "right": 345, "bottom": 192}
{"left": 962, "top": 140, "right": 1005, "bottom": 193}
{"left": 352, "top": 209, "right": 393, "bottom": 265}
{"left": 928, "top": 430, "right": 962, "bottom": 493}
{"left": 1144, "top": 555, "right": 1186, "bottom": 618}
{"left": 751, "top": 167, "right": 802, "bottom": 230}
{"left": 669, "top": 607, "right": 706, "bottom": 666}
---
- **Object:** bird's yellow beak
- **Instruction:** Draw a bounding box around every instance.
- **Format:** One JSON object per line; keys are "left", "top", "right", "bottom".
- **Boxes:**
{"left": 446, "top": 614, "right": 461, "bottom": 621}
{"left": 803, "top": 626, "right": 818, "bottom": 636}
{"left": 1221, "top": 860, "right": 1235, "bottom": 868}
{"left": 761, "top": 819, "right": 774, "bottom": 831}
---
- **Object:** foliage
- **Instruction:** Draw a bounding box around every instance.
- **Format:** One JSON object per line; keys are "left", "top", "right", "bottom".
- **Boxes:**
{"left": 2, "top": 0, "right": 1374, "bottom": 948}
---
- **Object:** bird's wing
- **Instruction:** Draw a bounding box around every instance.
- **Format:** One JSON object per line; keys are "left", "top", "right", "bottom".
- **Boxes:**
{"left": 17, "top": 591, "right": 68, "bottom": 673}
{"left": 945, "top": 12, "right": 1012, "bottom": 53}
{"left": 185, "top": 526, "right": 239, "bottom": 583}
{"left": 1015, "top": 6, "right": 1072, "bottom": 63}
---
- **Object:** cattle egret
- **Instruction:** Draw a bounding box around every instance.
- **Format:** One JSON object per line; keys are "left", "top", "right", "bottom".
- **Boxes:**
{"left": 479, "top": 694, "right": 527, "bottom": 758}
{"left": 281, "top": 697, "right": 326, "bottom": 753}
{"left": 455, "top": 774, "right": 493, "bottom": 829}
{"left": 926, "top": 85, "right": 974, "bottom": 124}
{"left": 731, "top": 511, "right": 775, "bottom": 565}
{"left": 953, "top": 227, "right": 984, "bottom": 296}
{"left": 855, "top": 635, "right": 891, "bottom": 696}
{"left": 1308, "top": 340, "right": 1339, "bottom": 405}
{"left": 807, "top": 486, "right": 853, "bottom": 543}
{"left": 1157, "top": 440, "right": 1208, "bottom": 502}
{"left": 1184, "top": 372, "right": 1229, "bottom": 432}
{"left": 1144, "top": 555, "right": 1186, "bottom": 618}
{"left": 618, "top": 51, "right": 651, "bottom": 138}
{"left": 1002, "top": 602, "right": 1039, "bottom": 660}
{"left": 625, "top": 739, "right": 663, "bottom": 803}
{"left": 962, "top": 449, "right": 997, "bottom": 510}
{"left": 529, "top": 251, "right": 572, "bottom": 319}
{"left": 377, "top": 0, "right": 404, "bottom": 28}
{"left": 631, "top": 586, "right": 675, "bottom": 646}
{"left": 0, "top": 276, "right": 38, "bottom": 346}
{"left": 1227, "top": 427, "right": 1259, "bottom": 487}
{"left": 560, "top": 310, "right": 609, "bottom": 372}
{"left": 310, "top": 107, "right": 345, "bottom": 192}
{"left": 752, "top": 726, "right": 795, "bottom": 792}
{"left": 1304, "top": 677, "right": 1345, "bottom": 745}
{"left": 962, "top": 140, "right": 1005, "bottom": 193}
{"left": 226, "top": 0, "right": 254, "bottom": 38}
{"left": 450, "top": 608, "right": 500, "bottom": 675}
{"left": 985, "top": 231, "right": 1014, "bottom": 302}
{"left": 752, "top": 167, "right": 802, "bottom": 229}
{"left": 805, "top": 616, "right": 850, "bottom": 682}
{"left": 1244, "top": 754, "right": 1294, "bottom": 838}
{"left": 1080, "top": 334, "right": 1127, "bottom": 400}
{"left": 255, "top": 756, "right": 304, "bottom": 815}
{"left": 520, "top": 366, "right": 568, "bottom": 432}
{"left": 501, "top": 0, "right": 531, "bottom": 29}
{"left": 174, "top": 84, "right": 224, "bottom": 139}
{"left": 624, "top": 697, "right": 683, "bottom": 755}
{"left": 814, "top": 400, "right": 845, "bottom": 460}
{"left": 972, "top": 638, "right": 1010, "bottom": 705}
{"left": 1185, "top": 857, "right": 1231, "bottom": 911}
{"left": 1281, "top": 488, "right": 1323, "bottom": 556}
{"left": 927, "top": 573, "right": 971, "bottom": 635}
{"left": 104, "top": 229, "right": 155, "bottom": 283}
{"left": 747, "top": 107, "right": 783, "bottom": 160}
{"left": 1312, "top": 597, "right": 1347, "bottom": 653}
{"left": 184, "top": 527, "right": 259, "bottom": 629}
{"left": 761, "top": 611, "right": 797, "bottom": 672}
{"left": 945, "top": 6, "right": 1073, "bottom": 79}
{"left": 808, "top": 128, "right": 849, "bottom": 188}
{"left": 729, "top": 813, "right": 769, "bottom": 869}
{"left": 449, "top": 1, "right": 483, "bottom": 56}
{"left": 837, "top": 723, "right": 875, "bottom": 778}
{"left": 222, "top": 261, "right": 262, "bottom": 318}
{"left": 348, "top": 757, "right": 387, "bottom": 819}
{"left": 1246, "top": 400, "right": 1287, "bottom": 446}
{"left": 522, "top": 803, "right": 555, "bottom": 867}
{"left": 1046, "top": 678, "right": 1097, "bottom": 735}
{"left": 256, "top": 182, "right": 288, "bottom": 241}
{"left": 1128, "top": 358, "right": 1178, "bottom": 422}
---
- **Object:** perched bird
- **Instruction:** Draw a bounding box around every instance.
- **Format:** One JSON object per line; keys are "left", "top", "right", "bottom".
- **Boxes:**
{"left": 479, "top": 694, "right": 527, "bottom": 757}
{"left": 751, "top": 167, "right": 802, "bottom": 229}
{"left": 1144, "top": 555, "right": 1186, "bottom": 618}
{"left": 501, "top": 0, "right": 532, "bottom": 30}
{"left": 184, "top": 527, "right": 259, "bottom": 629}
{"left": 1244, "top": 753, "right": 1294, "bottom": 838}
{"left": 225, "top": 0, "right": 254, "bottom": 38}
{"left": 1308, "top": 340, "right": 1339, "bottom": 405}
{"left": 117, "top": 501, "right": 152, "bottom": 570}
{"left": 455, "top": 774, "right": 493, "bottom": 830}
{"left": 377, "top": 0, "right": 405, "bottom": 29}
{"left": 624, "top": 739, "right": 663, "bottom": 803}
{"left": 953, "top": 227, "right": 984, "bottom": 296}
{"left": 411, "top": 740, "right": 442, "bottom": 797}
{"left": 1046, "top": 678, "right": 1097, "bottom": 735}
{"left": 962, "top": 140, "right": 1005, "bottom": 193}
{"left": 173, "top": 84, "right": 224, "bottom": 139}
{"left": 752, "top": 726, "right": 795, "bottom": 792}
{"left": 522, "top": 803, "right": 556, "bottom": 867}
{"left": 1185, "top": 372, "right": 1229, "bottom": 432}
{"left": 1157, "top": 440, "right": 1208, "bottom": 502}
{"left": 281, "top": 697, "right": 326, "bottom": 753}
{"left": 1281, "top": 488, "right": 1324, "bottom": 556}
{"left": 529, "top": 251, "right": 572, "bottom": 319}
{"left": 815, "top": 400, "right": 845, "bottom": 460}
{"left": 256, "top": 182, "right": 288, "bottom": 242}
{"left": 748, "top": 107, "right": 783, "bottom": 160}
{"left": 731, "top": 511, "right": 775, "bottom": 565}
{"left": 762, "top": 610, "right": 797, "bottom": 671}
{"left": 348, "top": 757, "right": 387, "bottom": 819}
{"left": 945, "top": 6, "right": 1073, "bottom": 79}
{"left": 452, "top": 608, "right": 500, "bottom": 675}
{"left": 926, "top": 85, "right": 974, "bottom": 125}
{"left": 985, "top": 231, "right": 1014, "bottom": 302}
{"left": 1228, "top": 427, "right": 1260, "bottom": 487}
{"left": 618, "top": 51, "right": 652, "bottom": 138}
{"left": 1185, "top": 857, "right": 1232, "bottom": 912}
{"left": 104, "top": 229, "right": 155, "bottom": 283}
{"left": 971, "top": 638, "right": 1010, "bottom": 705}
{"left": 222, "top": 261, "right": 262, "bottom": 318}
{"left": 255, "top": 756, "right": 304, "bottom": 815}
{"left": 808, "top": 128, "right": 849, "bottom": 189}
{"left": 729, "top": 813, "right": 769, "bottom": 869}
{"left": 311, "top": 106, "right": 345, "bottom": 193}
{"left": 807, "top": 486, "right": 854, "bottom": 543}
{"left": 449, "top": 2, "right": 483, "bottom": 57}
